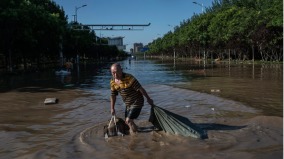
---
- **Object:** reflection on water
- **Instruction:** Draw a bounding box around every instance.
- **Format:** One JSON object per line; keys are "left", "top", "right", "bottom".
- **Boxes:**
{"left": 163, "top": 59, "right": 283, "bottom": 117}
{"left": 0, "top": 58, "right": 282, "bottom": 159}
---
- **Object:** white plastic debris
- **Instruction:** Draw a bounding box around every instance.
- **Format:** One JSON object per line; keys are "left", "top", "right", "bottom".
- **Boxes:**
{"left": 44, "top": 98, "right": 57, "bottom": 104}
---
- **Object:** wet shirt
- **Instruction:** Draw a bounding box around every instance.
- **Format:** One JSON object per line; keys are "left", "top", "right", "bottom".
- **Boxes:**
{"left": 110, "top": 73, "right": 144, "bottom": 108}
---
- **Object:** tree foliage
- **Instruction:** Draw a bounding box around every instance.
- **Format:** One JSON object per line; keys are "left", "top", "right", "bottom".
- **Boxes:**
{"left": 148, "top": 0, "right": 283, "bottom": 62}
{"left": 0, "top": 0, "right": 125, "bottom": 72}
{"left": 0, "top": 0, "right": 67, "bottom": 70}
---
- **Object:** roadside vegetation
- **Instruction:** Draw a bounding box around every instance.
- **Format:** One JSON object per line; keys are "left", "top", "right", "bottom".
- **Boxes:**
{"left": 148, "top": 0, "right": 283, "bottom": 63}
{"left": 0, "top": 0, "right": 128, "bottom": 73}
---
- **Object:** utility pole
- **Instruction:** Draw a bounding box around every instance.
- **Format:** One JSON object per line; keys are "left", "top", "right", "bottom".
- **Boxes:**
{"left": 193, "top": 1, "right": 205, "bottom": 68}
{"left": 75, "top": 4, "right": 87, "bottom": 22}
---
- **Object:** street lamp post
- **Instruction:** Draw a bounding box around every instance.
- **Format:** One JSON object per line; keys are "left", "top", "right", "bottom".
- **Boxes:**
{"left": 167, "top": 25, "right": 176, "bottom": 61}
{"left": 193, "top": 1, "right": 205, "bottom": 67}
{"left": 192, "top": 2, "right": 204, "bottom": 13}
{"left": 73, "top": 4, "right": 87, "bottom": 68}
{"left": 75, "top": 4, "right": 87, "bottom": 22}
{"left": 168, "top": 24, "right": 174, "bottom": 33}
{"left": 156, "top": 34, "right": 163, "bottom": 59}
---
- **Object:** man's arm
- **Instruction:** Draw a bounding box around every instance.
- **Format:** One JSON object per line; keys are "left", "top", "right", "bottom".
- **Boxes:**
{"left": 138, "top": 87, "right": 154, "bottom": 106}
{"left": 110, "top": 95, "right": 116, "bottom": 115}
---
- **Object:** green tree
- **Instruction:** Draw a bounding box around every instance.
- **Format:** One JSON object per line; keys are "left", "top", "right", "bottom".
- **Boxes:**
{"left": 0, "top": 0, "right": 67, "bottom": 71}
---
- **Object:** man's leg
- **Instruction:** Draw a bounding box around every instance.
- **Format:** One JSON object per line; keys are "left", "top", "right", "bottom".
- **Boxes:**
{"left": 125, "top": 107, "right": 142, "bottom": 134}
{"left": 126, "top": 118, "right": 137, "bottom": 135}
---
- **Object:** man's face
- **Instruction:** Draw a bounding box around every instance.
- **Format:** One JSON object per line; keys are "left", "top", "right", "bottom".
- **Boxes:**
{"left": 111, "top": 66, "right": 122, "bottom": 80}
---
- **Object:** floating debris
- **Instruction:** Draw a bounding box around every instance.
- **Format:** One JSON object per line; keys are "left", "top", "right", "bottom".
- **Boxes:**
{"left": 44, "top": 98, "right": 58, "bottom": 105}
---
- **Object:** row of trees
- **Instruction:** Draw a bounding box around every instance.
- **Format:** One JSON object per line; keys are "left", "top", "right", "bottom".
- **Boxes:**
{"left": 148, "top": 0, "right": 283, "bottom": 62}
{"left": 0, "top": 0, "right": 127, "bottom": 72}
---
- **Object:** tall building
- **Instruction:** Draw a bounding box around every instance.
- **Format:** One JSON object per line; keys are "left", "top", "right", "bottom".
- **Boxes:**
{"left": 133, "top": 43, "right": 143, "bottom": 53}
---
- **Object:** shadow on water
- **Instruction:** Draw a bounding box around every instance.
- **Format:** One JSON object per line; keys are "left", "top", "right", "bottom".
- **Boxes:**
{"left": 137, "top": 126, "right": 156, "bottom": 133}
{"left": 197, "top": 123, "right": 247, "bottom": 131}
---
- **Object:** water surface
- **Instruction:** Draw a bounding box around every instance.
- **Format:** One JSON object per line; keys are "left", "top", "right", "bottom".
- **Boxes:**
{"left": 0, "top": 58, "right": 282, "bottom": 159}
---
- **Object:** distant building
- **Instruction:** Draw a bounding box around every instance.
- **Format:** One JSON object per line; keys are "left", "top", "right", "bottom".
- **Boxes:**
{"left": 107, "top": 36, "right": 126, "bottom": 51}
{"left": 133, "top": 43, "right": 143, "bottom": 53}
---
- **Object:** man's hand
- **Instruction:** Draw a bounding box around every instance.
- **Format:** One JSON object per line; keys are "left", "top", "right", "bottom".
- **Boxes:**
{"left": 111, "top": 108, "right": 115, "bottom": 115}
{"left": 147, "top": 98, "right": 154, "bottom": 106}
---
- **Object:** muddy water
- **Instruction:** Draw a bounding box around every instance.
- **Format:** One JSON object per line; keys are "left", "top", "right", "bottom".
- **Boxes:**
{"left": 0, "top": 59, "right": 282, "bottom": 159}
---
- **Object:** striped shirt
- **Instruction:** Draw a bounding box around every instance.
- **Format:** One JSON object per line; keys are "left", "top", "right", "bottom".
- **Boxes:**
{"left": 110, "top": 73, "right": 144, "bottom": 108}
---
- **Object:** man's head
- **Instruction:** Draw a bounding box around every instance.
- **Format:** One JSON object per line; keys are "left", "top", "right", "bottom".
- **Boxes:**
{"left": 111, "top": 63, "right": 123, "bottom": 80}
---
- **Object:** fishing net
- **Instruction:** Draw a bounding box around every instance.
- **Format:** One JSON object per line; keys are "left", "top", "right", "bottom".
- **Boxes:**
{"left": 149, "top": 105, "right": 208, "bottom": 139}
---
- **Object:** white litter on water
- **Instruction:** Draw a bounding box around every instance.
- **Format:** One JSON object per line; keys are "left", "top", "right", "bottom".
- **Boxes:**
{"left": 44, "top": 98, "right": 57, "bottom": 104}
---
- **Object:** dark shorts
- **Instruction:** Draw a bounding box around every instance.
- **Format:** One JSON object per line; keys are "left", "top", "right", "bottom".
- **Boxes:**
{"left": 125, "top": 107, "right": 142, "bottom": 119}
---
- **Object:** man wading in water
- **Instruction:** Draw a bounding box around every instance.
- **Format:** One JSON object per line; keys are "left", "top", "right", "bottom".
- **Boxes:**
{"left": 110, "top": 63, "right": 154, "bottom": 135}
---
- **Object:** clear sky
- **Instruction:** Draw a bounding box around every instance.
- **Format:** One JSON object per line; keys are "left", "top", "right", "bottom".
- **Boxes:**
{"left": 52, "top": 0, "right": 214, "bottom": 52}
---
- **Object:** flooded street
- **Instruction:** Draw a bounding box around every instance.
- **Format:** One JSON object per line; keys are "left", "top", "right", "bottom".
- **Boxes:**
{"left": 0, "top": 58, "right": 282, "bottom": 159}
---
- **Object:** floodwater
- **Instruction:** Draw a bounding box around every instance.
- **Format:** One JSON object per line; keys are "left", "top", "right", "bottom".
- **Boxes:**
{"left": 0, "top": 58, "right": 282, "bottom": 159}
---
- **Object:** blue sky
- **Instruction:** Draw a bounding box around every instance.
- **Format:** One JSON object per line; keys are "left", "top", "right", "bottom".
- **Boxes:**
{"left": 52, "top": 0, "right": 214, "bottom": 52}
